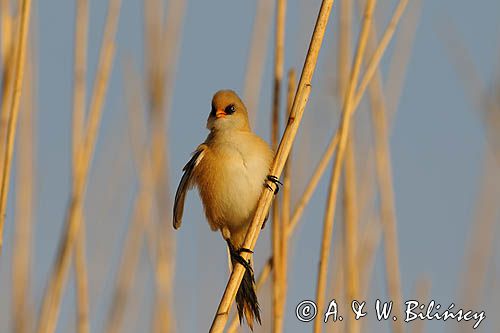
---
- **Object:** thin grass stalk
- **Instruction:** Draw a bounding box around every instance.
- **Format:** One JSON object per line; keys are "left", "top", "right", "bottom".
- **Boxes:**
{"left": 0, "top": 0, "right": 14, "bottom": 170}
{"left": 12, "top": 44, "right": 35, "bottom": 333}
{"left": 71, "top": 0, "right": 88, "bottom": 170}
{"left": 244, "top": 0, "right": 274, "bottom": 125}
{"left": 326, "top": 232, "right": 344, "bottom": 333}
{"left": 36, "top": 1, "right": 122, "bottom": 331}
{"left": 0, "top": 0, "right": 31, "bottom": 251}
{"left": 0, "top": 0, "right": 14, "bottom": 145}
{"left": 343, "top": 137, "right": 360, "bottom": 333}
{"left": 356, "top": 0, "right": 416, "bottom": 312}
{"left": 209, "top": 1, "right": 335, "bottom": 331}
{"left": 71, "top": 2, "right": 90, "bottom": 332}
{"left": 74, "top": 226, "right": 90, "bottom": 333}
{"left": 337, "top": 2, "right": 356, "bottom": 332}
{"left": 145, "top": 0, "right": 186, "bottom": 331}
{"left": 366, "top": 30, "right": 404, "bottom": 333}
{"left": 1, "top": 0, "right": 13, "bottom": 64}
{"left": 358, "top": 216, "right": 381, "bottom": 297}
{"left": 337, "top": 0, "right": 352, "bottom": 101}
{"left": 144, "top": 1, "right": 167, "bottom": 330}
{"left": 277, "top": 68, "right": 295, "bottom": 330}
{"left": 104, "top": 184, "right": 151, "bottom": 333}
{"left": 103, "top": 58, "right": 151, "bottom": 333}
{"left": 352, "top": 0, "right": 409, "bottom": 112}
{"left": 313, "top": 1, "right": 376, "bottom": 332}
{"left": 271, "top": 0, "right": 286, "bottom": 331}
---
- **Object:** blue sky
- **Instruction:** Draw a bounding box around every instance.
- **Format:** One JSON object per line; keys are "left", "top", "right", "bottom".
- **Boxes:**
{"left": 0, "top": 0, "right": 499, "bottom": 332}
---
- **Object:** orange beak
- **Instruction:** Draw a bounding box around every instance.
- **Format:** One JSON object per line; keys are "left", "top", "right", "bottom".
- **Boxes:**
{"left": 215, "top": 109, "right": 226, "bottom": 118}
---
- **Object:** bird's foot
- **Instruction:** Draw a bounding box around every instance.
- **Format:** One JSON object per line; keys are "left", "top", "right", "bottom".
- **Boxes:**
{"left": 226, "top": 240, "right": 254, "bottom": 273}
{"left": 265, "top": 175, "right": 282, "bottom": 194}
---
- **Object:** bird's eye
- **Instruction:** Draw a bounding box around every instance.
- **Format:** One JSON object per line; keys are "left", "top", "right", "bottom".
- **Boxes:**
{"left": 225, "top": 104, "right": 236, "bottom": 115}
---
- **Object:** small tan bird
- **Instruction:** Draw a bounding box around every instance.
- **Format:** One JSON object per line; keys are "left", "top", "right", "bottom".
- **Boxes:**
{"left": 173, "top": 90, "right": 279, "bottom": 329}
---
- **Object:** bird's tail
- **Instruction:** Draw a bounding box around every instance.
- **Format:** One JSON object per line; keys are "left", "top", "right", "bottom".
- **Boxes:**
{"left": 227, "top": 242, "right": 261, "bottom": 330}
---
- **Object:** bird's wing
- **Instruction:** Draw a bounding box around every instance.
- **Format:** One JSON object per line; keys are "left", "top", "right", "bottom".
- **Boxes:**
{"left": 173, "top": 145, "right": 206, "bottom": 229}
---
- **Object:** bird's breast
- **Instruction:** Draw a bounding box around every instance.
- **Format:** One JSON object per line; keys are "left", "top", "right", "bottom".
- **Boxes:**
{"left": 193, "top": 132, "right": 273, "bottom": 231}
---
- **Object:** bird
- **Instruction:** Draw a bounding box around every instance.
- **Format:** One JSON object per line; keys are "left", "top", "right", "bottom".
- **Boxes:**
{"left": 173, "top": 89, "right": 279, "bottom": 330}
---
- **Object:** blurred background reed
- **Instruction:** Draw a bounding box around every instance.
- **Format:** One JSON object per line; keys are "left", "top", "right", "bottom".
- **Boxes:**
{"left": 0, "top": 0, "right": 499, "bottom": 332}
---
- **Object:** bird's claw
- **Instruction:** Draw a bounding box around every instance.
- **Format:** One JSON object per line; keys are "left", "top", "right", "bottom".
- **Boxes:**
{"left": 237, "top": 247, "right": 254, "bottom": 254}
{"left": 265, "top": 175, "right": 282, "bottom": 194}
{"left": 226, "top": 241, "right": 254, "bottom": 273}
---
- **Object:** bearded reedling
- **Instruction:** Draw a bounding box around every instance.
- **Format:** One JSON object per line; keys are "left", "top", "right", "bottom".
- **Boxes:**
{"left": 173, "top": 90, "right": 280, "bottom": 329}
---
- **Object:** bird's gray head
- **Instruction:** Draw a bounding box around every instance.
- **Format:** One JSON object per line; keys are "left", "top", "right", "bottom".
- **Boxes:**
{"left": 207, "top": 90, "right": 251, "bottom": 132}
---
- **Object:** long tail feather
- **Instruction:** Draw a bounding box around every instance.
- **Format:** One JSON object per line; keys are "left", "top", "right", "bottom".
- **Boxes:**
{"left": 227, "top": 241, "right": 261, "bottom": 330}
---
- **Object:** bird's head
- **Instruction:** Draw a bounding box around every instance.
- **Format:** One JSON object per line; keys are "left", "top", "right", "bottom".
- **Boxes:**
{"left": 207, "top": 90, "right": 251, "bottom": 132}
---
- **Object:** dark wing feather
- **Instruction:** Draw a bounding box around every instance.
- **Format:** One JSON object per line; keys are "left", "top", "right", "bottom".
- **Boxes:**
{"left": 173, "top": 146, "right": 205, "bottom": 229}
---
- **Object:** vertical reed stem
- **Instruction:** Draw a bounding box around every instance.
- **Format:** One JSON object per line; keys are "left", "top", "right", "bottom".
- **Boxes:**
{"left": 0, "top": 0, "right": 31, "bottom": 251}
{"left": 314, "top": 2, "right": 376, "bottom": 332}
{"left": 271, "top": 0, "right": 286, "bottom": 331}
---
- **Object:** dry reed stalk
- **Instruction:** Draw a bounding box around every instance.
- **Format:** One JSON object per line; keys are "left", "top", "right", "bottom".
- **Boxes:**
{"left": 358, "top": 215, "right": 381, "bottom": 297}
{"left": 277, "top": 68, "right": 295, "bottom": 330}
{"left": 271, "top": 0, "right": 287, "bottom": 331}
{"left": 326, "top": 233, "right": 344, "bottom": 333}
{"left": 385, "top": 0, "right": 421, "bottom": 120}
{"left": 209, "top": 1, "right": 335, "bottom": 331}
{"left": 12, "top": 44, "right": 35, "bottom": 333}
{"left": 366, "top": 40, "right": 404, "bottom": 333}
{"left": 356, "top": 0, "right": 416, "bottom": 311}
{"left": 244, "top": 0, "right": 274, "bottom": 125}
{"left": 104, "top": 183, "right": 153, "bottom": 333}
{"left": 103, "top": 59, "right": 151, "bottom": 333}
{"left": 1, "top": 0, "right": 13, "bottom": 63}
{"left": 313, "top": 1, "right": 376, "bottom": 331}
{"left": 71, "top": 1, "right": 90, "bottom": 332}
{"left": 74, "top": 226, "right": 90, "bottom": 333}
{"left": 336, "top": 2, "right": 359, "bottom": 332}
{"left": 336, "top": 0, "right": 352, "bottom": 100}
{"left": 71, "top": 0, "right": 89, "bottom": 170}
{"left": 144, "top": 0, "right": 186, "bottom": 331}
{"left": 252, "top": 0, "right": 410, "bottom": 294}
{"left": 151, "top": 230, "right": 175, "bottom": 333}
{"left": 0, "top": 0, "right": 31, "bottom": 252}
{"left": 36, "top": 0, "right": 122, "bottom": 331}
{"left": 410, "top": 277, "right": 431, "bottom": 333}
{"left": 343, "top": 138, "right": 360, "bottom": 333}
{"left": 104, "top": 176, "right": 153, "bottom": 333}
{"left": 352, "top": 0, "right": 409, "bottom": 113}
{"left": 0, "top": 0, "right": 14, "bottom": 168}
{"left": 144, "top": 0, "right": 168, "bottom": 330}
